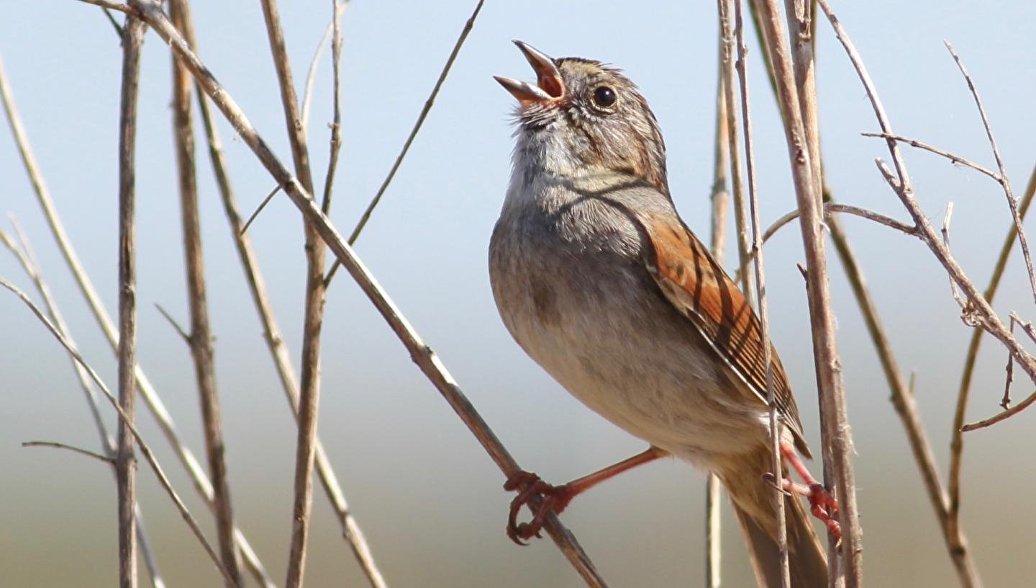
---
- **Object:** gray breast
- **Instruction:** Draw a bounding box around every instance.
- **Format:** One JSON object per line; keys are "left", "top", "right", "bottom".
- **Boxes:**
{"left": 489, "top": 182, "right": 769, "bottom": 462}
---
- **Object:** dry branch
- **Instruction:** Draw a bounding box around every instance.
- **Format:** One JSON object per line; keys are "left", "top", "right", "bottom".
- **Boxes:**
{"left": 179, "top": 1, "right": 385, "bottom": 580}
{"left": 752, "top": 0, "right": 863, "bottom": 583}
{"left": 118, "top": 4, "right": 606, "bottom": 583}
{"left": 324, "top": 0, "right": 486, "bottom": 283}
{"left": 0, "top": 225, "right": 166, "bottom": 588}
{"left": 1, "top": 12, "right": 275, "bottom": 584}
{"left": 705, "top": 22, "right": 731, "bottom": 586}
{"left": 731, "top": 0, "right": 790, "bottom": 584}
{"left": 945, "top": 42, "right": 1036, "bottom": 305}
{"left": 115, "top": 15, "right": 146, "bottom": 587}
{"left": 1, "top": 278, "right": 237, "bottom": 585}
{"left": 255, "top": 0, "right": 327, "bottom": 583}
{"left": 825, "top": 209, "right": 983, "bottom": 587}
{"left": 169, "top": 1, "right": 242, "bottom": 583}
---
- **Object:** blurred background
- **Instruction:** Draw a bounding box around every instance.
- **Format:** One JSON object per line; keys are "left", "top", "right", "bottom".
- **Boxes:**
{"left": 2, "top": 1, "right": 1035, "bottom": 586}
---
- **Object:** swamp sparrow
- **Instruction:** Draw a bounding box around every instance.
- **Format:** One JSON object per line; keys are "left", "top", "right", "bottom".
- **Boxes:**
{"left": 489, "top": 41, "right": 837, "bottom": 587}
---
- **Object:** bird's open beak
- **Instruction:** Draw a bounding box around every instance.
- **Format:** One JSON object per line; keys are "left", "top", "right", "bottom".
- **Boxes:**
{"left": 494, "top": 40, "right": 564, "bottom": 107}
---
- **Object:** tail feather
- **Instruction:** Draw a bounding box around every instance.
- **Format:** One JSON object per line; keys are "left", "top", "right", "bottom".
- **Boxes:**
{"left": 719, "top": 447, "right": 828, "bottom": 588}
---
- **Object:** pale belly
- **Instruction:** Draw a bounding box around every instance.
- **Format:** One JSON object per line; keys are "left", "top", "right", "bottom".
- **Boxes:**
{"left": 490, "top": 230, "right": 770, "bottom": 465}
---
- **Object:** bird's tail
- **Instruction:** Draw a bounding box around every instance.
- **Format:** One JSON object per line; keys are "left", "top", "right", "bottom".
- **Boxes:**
{"left": 717, "top": 446, "right": 829, "bottom": 588}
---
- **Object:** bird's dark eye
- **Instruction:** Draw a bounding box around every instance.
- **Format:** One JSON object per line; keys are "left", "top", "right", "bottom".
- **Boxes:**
{"left": 591, "top": 86, "right": 617, "bottom": 110}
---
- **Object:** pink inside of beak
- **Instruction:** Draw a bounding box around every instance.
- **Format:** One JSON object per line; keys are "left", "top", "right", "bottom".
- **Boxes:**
{"left": 538, "top": 71, "right": 563, "bottom": 98}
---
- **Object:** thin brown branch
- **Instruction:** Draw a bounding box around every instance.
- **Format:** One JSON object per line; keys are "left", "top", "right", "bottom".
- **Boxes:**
{"left": 818, "top": 0, "right": 1036, "bottom": 389}
{"left": 116, "top": 15, "right": 146, "bottom": 587}
{"left": 0, "top": 225, "right": 167, "bottom": 588}
{"left": 945, "top": 42, "right": 1036, "bottom": 305}
{"left": 961, "top": 390, "right": 1036, "bottom": 431}
{"left": 734, "top": 202, "right": 918, "bottom": 284}
{"left": 326, "top": 0, "right": 487, "bottom": 284}
{"left": 320, "top": 0, "right": 345, "bottom": 217}
{"left": 939, "top": 203, "right": 969, "bottom": 312}
{"left": 1, "top": 22, "right": 274, "bottom": 586}
{"left": 949, "top": 162, "right": 1036, "bottom": 569}
{"left": 256, "top": 1, "right": 329, "bottom": 585}
{"left": 300, "top": 1, "right": 349, "bottom": 131}
{"left": 706, "top": 23, "right": 730, "bottom": 586}
{"left": 23, "top": 440, "right": 115, "bottom": 464}
{"left": 732, "top": 0, "right": 789, "bottom": 584}
{"left": 179, "top": 2, "right": 385, "bottom": 581}
{"left": 819, "top": 1, "right": 1036, "bottom": 579}
{"left": 860, "top": 132, "right": 999, "bottom": 181}
{"left": 0, "top": 278, "right": 236, "bottom": 585}
{"left": 719, "top": 0, "right": 753, "bottom": 297}
{"left": 154, "top": 303, "right": 190, "bottom": 343}
{"left": 826, "top": 206, "right": 983, "bottom": 587}
{"left": 1001, "top": 320, "right": 1016, "bottom": 409}
{"left": 76, "top": 0, "right": 130, "bottom": 13}
{"left": 240, "top": 184, "right": 282, "bottom": 234}
{"left": 130, "top": 7, "right": 606, "bottom": 583}
{"left": 169, "top": 1, "right": 242, "bottom": 583}
{"left": 752, "top": 2, "right": 862, "bottom": 581}
{"left": 1010, "top": 311, "right": 1036, "bottom": 345}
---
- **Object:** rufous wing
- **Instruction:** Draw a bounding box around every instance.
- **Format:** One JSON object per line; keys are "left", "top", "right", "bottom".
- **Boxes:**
{"left": 643, "top": 214, "right": 810, "bottom": 456}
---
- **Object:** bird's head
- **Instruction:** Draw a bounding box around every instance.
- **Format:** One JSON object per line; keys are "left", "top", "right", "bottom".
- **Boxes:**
{"left": 495, "top": 41, "right": 669, "bottom": 195}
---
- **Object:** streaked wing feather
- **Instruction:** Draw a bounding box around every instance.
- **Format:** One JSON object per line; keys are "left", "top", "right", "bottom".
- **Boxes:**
{"left": 643, "top": 216, "right": 809, "bottom": 454}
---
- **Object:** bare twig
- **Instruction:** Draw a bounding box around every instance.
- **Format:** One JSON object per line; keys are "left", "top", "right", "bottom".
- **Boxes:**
{"left": 1001, "top": 318, "right": 1017, "bottom": 409}
{"left": 783, "top": 0, "right": 822, "bottom": 209}
{"left": 1, "top": 224, "right": 166, "bottom": 588}
{"left": 300, "top": 1, "right": 349, "bottom": 130}
{"left": 752, "top": 1, "right": 862, "bottom": 581}
{"left": 320, "top": 0, "right": 345, "bottom": 217}
{"left": 2, "top": 229, "right": 165, "bottom": 588}
{"left": 945, "top": 42, "right": 1036, "bottom": 305}
{"left": 0, "top": 278, "right": 236, "bottom": 585}
{"left": 733, "top": 1, "right": 789, "bottom": 585}
{"left": 115, "top": 15, "right": 146, "bottom": 587}
{"left": 940, "top": 203, "right": 969, "bottom": 311}
{"left": 733, "top": 201, "right": 918, "bottom": 284}
{"left": 819, "top": 0, "right": 1036, "bottom": 578}
{"left": 154, "top": 303, "right": 191, "bottom": 343}
{"left": 706, "top": 24, "right": 730, "bottom": 586}
{"left": 179, "top": 2, "right": 384, "bottom": 581}
{"left": 861, "top": 132, "right": 999, "bottom": 181}
{"left": 240, "top": 184, "right": 282, "bottom": 235}
{"left": 23, "top": 440, "right": 115, "bottom": 464}
{"left": 719, "top": 0, "right": 753, "bottom": 298}
{"left": 76, "top": 0, "right": 130, "bottom": 13}
{"left": 1010, "top": 312, "right": 1036, "bottom": 345}
{"left": 169, "top": 2, "right": 242, "bottom": 583}
{"left": 819, "top": 0, "right": 1036, "bottom": 387}
{"left": 826, "top": 204, "right": 983, "bottom": 587}
{"left": 255, "top": 0, "right": 327, "bottom": 584}
{"left": 949, "top": 163, "right": 1036, "bottom": 572}
{"left": 326, "top": 0, "right": 487, "bottom": 284}
{"left": 127, "top": 7, "right": 606, "bottom": 583}
{"left": 0, "top": 23, "right": 274, "bottom": 587}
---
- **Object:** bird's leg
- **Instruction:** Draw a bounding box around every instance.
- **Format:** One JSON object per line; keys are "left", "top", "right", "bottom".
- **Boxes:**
{"left": 777, "top": 442, "right": 842, "bottom": 540}
{"left": 504, "top": 446, "right": 668, "bottom": 544}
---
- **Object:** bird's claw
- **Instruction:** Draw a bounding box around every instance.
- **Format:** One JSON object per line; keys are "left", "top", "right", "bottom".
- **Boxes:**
{"left": 504, "top": 471, "right": 573, "bottom": 545}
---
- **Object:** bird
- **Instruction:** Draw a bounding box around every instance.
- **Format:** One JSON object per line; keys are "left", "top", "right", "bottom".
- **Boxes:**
{"left": 489, "top": 41, "right": 839, "bottom": 587}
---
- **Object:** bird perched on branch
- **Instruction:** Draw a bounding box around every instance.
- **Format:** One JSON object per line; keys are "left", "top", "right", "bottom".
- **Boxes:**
{"left": 489, "top": 41, "right": 839, "bottom": 587}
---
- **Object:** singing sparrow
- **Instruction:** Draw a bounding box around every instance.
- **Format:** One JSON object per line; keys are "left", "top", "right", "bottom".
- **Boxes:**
{"left": 489, "top": 41, "right": 836, "bottom": 587}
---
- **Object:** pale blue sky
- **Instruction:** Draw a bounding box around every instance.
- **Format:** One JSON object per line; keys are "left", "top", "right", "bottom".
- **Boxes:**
{"left": 2, "top": 1, "right": 1035, "bottom": 586}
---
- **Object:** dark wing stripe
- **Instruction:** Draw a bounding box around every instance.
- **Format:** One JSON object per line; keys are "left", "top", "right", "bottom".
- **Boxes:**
{"left": 644, "top": 216, "right": 807, "bottom": 447}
